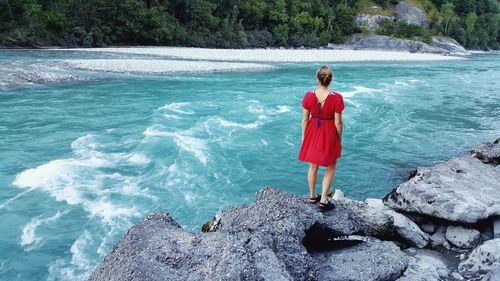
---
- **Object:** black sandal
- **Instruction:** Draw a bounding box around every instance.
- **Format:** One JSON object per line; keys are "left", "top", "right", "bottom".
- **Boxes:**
{"left": 319, "top": 201, "right": 335, "bottom": 212}
{"left": 309, "top": 194, "right": 321, "bottom": 203}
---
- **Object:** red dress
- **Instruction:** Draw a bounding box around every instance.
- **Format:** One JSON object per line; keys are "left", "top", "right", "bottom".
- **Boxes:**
{"left": 298, "top": 90, "right": 345, "bottom": 166}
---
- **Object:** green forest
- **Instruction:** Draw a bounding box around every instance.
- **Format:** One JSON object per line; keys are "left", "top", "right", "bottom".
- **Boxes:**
{"left": 0, "top": 0, "right": 498, "bottom": 49}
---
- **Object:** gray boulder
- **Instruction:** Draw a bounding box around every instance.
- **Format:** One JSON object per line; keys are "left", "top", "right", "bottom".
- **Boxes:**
{"left": 458, "top": 238, "right": 500, "bottom": 280}
{"left": 347, "top": 34, "right": 448, "bottom": 54}
{"left": 390, "top": 210, "right": 430, "bottom": 248}
{"left": 473, "top": 138, "right": 500, "bottom": 165}
{"left": 420, "top": 223, "right": 436, "bottom": 234}
{"left": 384, "top": 143, "right": 500, "bottom": 223}
{"left": 343, "top": 198, "right": 395, "bottom": 238}
{"left": 397, "top": 249, "right": 450, "bottom": 281}
{"left": 214, "top": 188, "right": 367, "bottom": 237}
{"left": 314, "top": 236, "right": 410, "bottom": 281}
{"left": 485, "top": 266, "right": 500, "bottom": 281}
{"left": 89, "top": 187, "right": 370, "bottom": 281}
{"left": 495, "top": 218, "right": 500, "bottom": 238}
{"left": 395, "top": 2, "right": 429, "bottom": 28}
{"left": 431, "top": 36, "right": 469, "bottom": 56}
{"left": 430, "top": 226, "right": 447, "bottom": 247}
{"left": 355, "top": 14, "right": 395, "bottom": 32}
{"left": 446, "top": 226, "right": 481, "bottom": 249}
{"left": 88, "top": 213, "right": 256, "bottom": 281}
{"left": 345, "top": 197, "right": 429, "bottom": 247}
{"left": 364, "top": 198, "right": 429, "bottom": 248}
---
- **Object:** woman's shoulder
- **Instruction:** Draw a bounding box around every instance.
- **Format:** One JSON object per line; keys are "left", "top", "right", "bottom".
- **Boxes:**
{"left": 303, "top": 89, "right": 315, "bottom": 99}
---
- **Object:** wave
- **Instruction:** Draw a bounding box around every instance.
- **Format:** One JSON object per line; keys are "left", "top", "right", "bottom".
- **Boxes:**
{"left": 342, "top": 86, "right": 385, "bottom": 98}
{"left": 158, "top": 102, "right": 194, "bottom": 115}
{"left": 208, "top": 116, "right": 260, "bottom": 129}
{"left": 20, "top": 211, "right": 66, "bottom": 250}
{"left": 144, "top": 126, "right": 209, "bottom": 165}
{"left": 13, "top": 134, "right": 150, "bottom": 223}
{"left": 247, "top": 102, "right": 292, "bottom": 116}
{"left": 47, "top": 231, "right": 94, "bottom": 281}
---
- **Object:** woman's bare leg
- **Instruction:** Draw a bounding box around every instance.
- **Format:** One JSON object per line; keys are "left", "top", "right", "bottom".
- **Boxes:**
{"left": 320, "top": 160, "right": 337, "bottom": 204}
{"left": 308, "top": 163, "right": 319, "bottom": 198}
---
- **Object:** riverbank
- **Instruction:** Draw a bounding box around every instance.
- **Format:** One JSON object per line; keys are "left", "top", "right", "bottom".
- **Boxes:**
{"left": 55, "top": 46, "right": 464, "bottom": 63}
{"left": 89, "top": 138, "right": 500, "bottom": 281}
{"left": 1, "top": 47, "right": 466, "bottom": 88}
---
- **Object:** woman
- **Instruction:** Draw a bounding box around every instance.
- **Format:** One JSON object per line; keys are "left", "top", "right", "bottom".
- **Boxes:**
{"left": 298, "top": 66, "right": 344, "bottom": 211}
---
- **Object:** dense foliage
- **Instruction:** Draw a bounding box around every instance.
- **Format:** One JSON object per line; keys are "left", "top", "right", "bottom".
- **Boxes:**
{"left": 429, "top": 0, "right": 499, "bottom": 49}
{"left": 0, "top": 0, "right": 498, "bottom": 49}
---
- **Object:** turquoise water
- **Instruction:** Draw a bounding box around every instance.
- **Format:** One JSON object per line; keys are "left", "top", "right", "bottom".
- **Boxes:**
{"left": 0, "top": 50, "right": 499, "bottom": 280}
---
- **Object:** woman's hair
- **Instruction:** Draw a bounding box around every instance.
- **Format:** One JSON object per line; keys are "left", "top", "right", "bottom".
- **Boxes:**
{"left": 316, "top": 66, "right": 334, "bottom": 87}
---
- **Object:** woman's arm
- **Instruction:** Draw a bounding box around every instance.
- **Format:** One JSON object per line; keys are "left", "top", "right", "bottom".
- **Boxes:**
{"left": 301, "top": 108, "right": 310, "bottom": 144}
{"left": 334, "top": 112, "right": 343, "bottom": 143}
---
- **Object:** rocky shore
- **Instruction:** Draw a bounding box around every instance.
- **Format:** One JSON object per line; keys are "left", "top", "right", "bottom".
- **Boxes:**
{"left": 89, "top": 139, "right": 500, "bottom": 281}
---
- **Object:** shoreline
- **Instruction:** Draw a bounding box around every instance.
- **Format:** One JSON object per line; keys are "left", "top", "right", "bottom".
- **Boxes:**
{"left": 46, "top": 46, "right": 466, "bottom": 62}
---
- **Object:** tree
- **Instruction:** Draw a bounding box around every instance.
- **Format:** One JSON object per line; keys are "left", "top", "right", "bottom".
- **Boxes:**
{"left": 465, "top": 11, "right": 478, "bottom": 48}
{"left": 441, "top": 2, "right": 458, "bottom": 35}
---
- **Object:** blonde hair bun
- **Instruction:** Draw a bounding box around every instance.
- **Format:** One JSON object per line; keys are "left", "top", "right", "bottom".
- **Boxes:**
{"left": 316, "top": 66, "right": 333, "bottom": 87}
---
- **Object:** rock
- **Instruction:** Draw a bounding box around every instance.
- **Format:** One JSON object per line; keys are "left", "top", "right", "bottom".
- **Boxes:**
{"left": 314, "top": 237, "right": 410, "bottom": 281}
{"left": 451, "top": 272, "right": 464, "bottom": 280}
{"left": 473, "top": 139, "right": 500, "bottom": 165}
{"left": 383, "top": 149, "right": 500, "bottom": 223}
{"left": 494, "top": 217, "right": 500, "bottom": 238}
{"left": 485, "top": 266, "right": 500, "bottom": 281}
{"left": 430, "top": 226, "right": 447, "bottom": 247}
{"left": 362, "top": 198, "right": 429, "bottom": 247}
{"left": 397, "top": 249, "right": 450, "bottom": 281}
{"left": 431, "top": 36, "right": 469, "bottom": 56}
{"left": 446, "top": 226, "right": 481, "bottom": 249}
{"left": 480, "top": 223, "right": 494, "bottom": 241}
{"left": 89, "top": 187, "right": 370, "bottom": 281}
{"left": 215, "top": 188, "right": 367, "bottom": 237}
{"left": 390, "top": 210, "right": 430, "bottom": 248}
{"left": 420, "top": 223, "right": 436, "bottom": 234}
{"left": 332, "top": 189, "right": 345, "bottom": 201}
{"left": 347, "top": 34, "right": 449, "bottom": 54}
{"left": 395, "top": 1, "right": 429, "bottom": 28}
{"left": 355, "top": 14, "right": 395, "bottom": 32}
{"left": 201, "top": 211, "right": 222, "bottom": 232}
{"left": 458, "top": 238, "right": 500, "bottom": 280}
{"left": 345, "top": 198, "right": 395, "bottom": 238}
{"left": 443, "top": 240, "right": 452, "bottom": 250}
{"left": 326, "top": 43, "right": 336, "bottom": 49}
{"left": 88, "top": 213, "right": 257, "bottom": 281}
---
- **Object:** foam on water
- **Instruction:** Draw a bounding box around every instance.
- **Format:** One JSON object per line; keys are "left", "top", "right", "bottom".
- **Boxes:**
{"left": 209, "top": 116, "right": 260, "bottom": 129}
{"left": 13, "top": 134, "right": 148, "bottom": 223}
{"left": 342, "top": 85, "right": 385, "bottom": 98}
{"left": 47, "top": 231, "right": 94, "bottom": 281}
{"left": 158, "top": 102, "right": 194, "bottom": 115}
{"left": 20, "top": 211, "right": 66, "bottom": 250}
{"left": 144, "top": 126, "right": 209, "bottom": 165}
